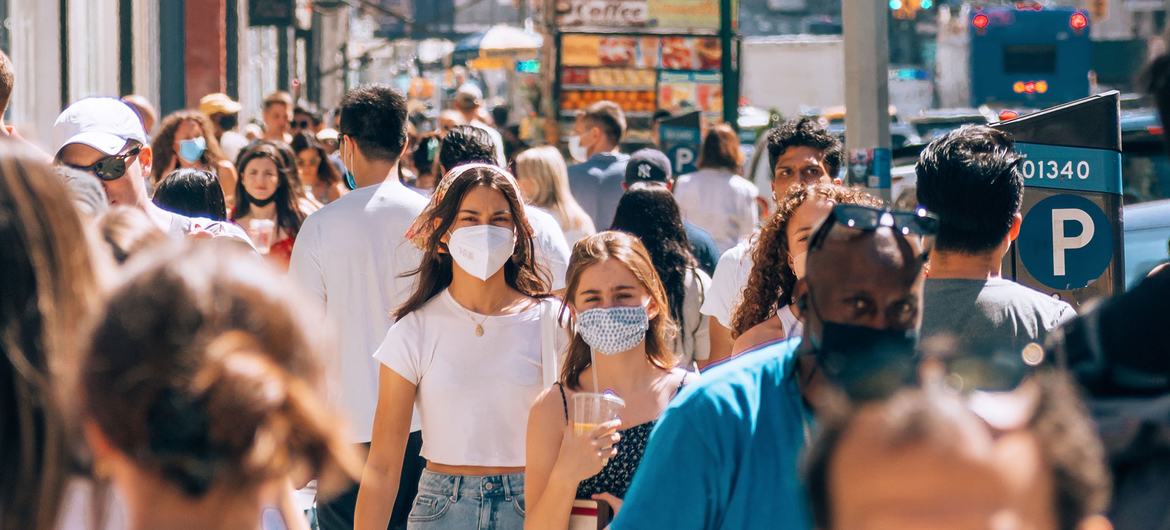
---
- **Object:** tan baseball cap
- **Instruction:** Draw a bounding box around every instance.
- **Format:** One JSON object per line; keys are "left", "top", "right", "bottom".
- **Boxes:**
{"left": 198, "top": 93, "right": 242, "bottom": 116}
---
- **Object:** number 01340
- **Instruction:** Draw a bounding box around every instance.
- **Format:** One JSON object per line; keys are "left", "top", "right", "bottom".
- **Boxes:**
{"left": 1020, "top": 159, "right": 1091, "bottom": 180}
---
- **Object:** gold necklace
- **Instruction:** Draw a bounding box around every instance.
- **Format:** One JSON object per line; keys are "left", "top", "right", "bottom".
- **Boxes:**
{"left": 462, "top": 307, "right": 489, "bottom": 337}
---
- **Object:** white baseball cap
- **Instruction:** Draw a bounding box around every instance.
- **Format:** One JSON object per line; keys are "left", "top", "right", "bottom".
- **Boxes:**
{"left": 52, "top": 97, "right": 148, "bottom": 156}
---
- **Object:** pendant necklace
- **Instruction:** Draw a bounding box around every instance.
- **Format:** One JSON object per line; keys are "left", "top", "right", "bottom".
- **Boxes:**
{"left": 463, "top": 308, "right": 489, "bottom": 337}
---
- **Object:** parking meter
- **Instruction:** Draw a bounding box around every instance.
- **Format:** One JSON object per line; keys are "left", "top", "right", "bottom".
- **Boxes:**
{"left": 659, "top": 111, "right": 702, "bottom": 176}
{"left": 992, "top": 91, "right": 1124, "bottom": 308}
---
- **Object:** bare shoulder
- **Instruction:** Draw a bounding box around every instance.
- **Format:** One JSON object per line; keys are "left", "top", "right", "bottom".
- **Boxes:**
{"left": 529, "top": 383, "right": 570, "bottom": 425}
{"left": 215, "top": 159, "right": 236, "bottom": 172}
{"left": 731, "top": 318, "right": 786, "bottom": 355}
{"left": 528, "top": 384, "right": 569, "bottom": 448}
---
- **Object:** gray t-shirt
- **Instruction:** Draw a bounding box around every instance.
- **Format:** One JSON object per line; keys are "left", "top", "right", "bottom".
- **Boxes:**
{"left": 921, "top": 278, "right": 1076, "bottom": 357}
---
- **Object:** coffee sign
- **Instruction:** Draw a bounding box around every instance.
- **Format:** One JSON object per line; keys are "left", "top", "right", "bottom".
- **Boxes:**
{"left": 555, "top": 0, "right": 650, "bottom": 28}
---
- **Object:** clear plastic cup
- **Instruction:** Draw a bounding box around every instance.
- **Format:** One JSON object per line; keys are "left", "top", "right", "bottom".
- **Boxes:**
{"left": 572, "top": 393, "right": 625, "bottom": 436}
{"left": 247, "top": 218, "right": 276, "bottom": 254}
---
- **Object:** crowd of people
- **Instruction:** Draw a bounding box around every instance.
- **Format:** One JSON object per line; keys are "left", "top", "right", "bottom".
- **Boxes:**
{"left": 5, "top": 40, "right": 1170, "bottom": 530}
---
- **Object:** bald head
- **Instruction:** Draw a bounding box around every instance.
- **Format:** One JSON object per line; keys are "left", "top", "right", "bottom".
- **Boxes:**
{"left": 801, "top": 226, "right": 926, "bottom": 332}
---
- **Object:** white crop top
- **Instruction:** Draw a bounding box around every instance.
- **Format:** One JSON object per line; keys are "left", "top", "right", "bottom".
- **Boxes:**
{"left": 374, "top": 290, "right": 565, "bottom": 467}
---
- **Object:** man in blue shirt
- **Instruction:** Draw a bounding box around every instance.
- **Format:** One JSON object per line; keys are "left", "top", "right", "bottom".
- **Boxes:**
{"left": 612, "top": 204, "right": 929, "bottom": 530}
{"left": 567, "top": 100, "right": 629, "bottom": 229}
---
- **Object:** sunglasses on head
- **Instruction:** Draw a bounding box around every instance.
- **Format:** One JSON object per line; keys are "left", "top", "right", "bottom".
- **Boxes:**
{"left": 67, "top": 144, "right": 142, "bottom": 181}
{"left": 809, "top": 204, "right": 940, "bottom": 260}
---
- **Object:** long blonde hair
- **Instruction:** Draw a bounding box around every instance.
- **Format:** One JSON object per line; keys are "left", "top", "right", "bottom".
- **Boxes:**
{"left": 559, "top": 232, "right": 677, "bottom": 390}
{"left": 515, "top": 146, "right": 594, "bottom": 236}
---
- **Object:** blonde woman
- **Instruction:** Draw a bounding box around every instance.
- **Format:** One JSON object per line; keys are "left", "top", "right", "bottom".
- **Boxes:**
{"left": 515, "top": 146, "right": 596, "bottom": 245}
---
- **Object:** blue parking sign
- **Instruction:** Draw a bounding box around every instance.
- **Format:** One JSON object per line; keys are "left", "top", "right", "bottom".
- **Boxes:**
{"left": 1018, "top": 194, "right": 1114, "bottom": 290}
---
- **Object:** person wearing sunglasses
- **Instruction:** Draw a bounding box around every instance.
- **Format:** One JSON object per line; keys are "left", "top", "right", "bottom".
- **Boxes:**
{"left": 916, "top": 126, "right": 1075, "bottom": 370}
{"left": 53, "top": 97, "right": 252, "bottom": 246}
{"left": 612, "top": 202, "right": 933, "bottom": 530}
{"left": 803, "top": 376, "right": 1112, "bottom": 530}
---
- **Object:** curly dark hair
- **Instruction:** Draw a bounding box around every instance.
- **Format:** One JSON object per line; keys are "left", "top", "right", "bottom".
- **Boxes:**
{"left": 439, "top": 125, "right": 497, "bottom": 173}
{"left": 150, "top": 110, "right": 229, "bottom": 185}
{"left": 610, "top": 184, "right": 697, "bottom": 335}
{"left": 766, "top": 117, "right": 844, "bottom": 177}
{"left": 731, "top": 183, "right": 881, "bottom": 338}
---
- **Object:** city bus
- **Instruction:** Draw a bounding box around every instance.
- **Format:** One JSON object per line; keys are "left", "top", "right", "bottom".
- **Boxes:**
{"left": 969, "top": 5, "right": 1092, "bottom": 108}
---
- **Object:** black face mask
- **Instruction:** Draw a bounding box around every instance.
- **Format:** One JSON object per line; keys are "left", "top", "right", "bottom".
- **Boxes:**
{"left": 243, "top": 188, "right": 277, "bottom": 207}
{"left": 806, "top": 306, "right": 920, "bottom": 402}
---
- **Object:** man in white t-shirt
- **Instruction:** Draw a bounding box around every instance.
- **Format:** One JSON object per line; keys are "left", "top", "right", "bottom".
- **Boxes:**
{"left": 288, "top": 85, "right": 427, "bottom": 530}
{"left": 700, "top": 118, "right": 844, "bottom": 368}
{"left": 53, "top": 97, "right": 253, "bottom": 246}
{"left": 437, "top": 124, "right": 571, "bottom": 289}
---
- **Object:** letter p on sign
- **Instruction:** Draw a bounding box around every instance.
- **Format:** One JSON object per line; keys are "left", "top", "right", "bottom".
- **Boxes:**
{"left": 1051, "top": 208, "right": 1094, "bottom": 277}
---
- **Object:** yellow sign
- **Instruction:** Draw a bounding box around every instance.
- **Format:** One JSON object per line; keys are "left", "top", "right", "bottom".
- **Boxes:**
{"left": 647, "top": 0, "right": 720, "bottom": 30}
{"left": 562, "top": 35, "right": 603, "bottom": 67}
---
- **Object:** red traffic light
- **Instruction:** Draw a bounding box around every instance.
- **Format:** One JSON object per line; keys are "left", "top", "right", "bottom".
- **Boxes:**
{"left": 973, "top": 13, "right": 990, "bottom": 30}
{"left": 1070, "top": 12, "right": 1088, "bottom": 30}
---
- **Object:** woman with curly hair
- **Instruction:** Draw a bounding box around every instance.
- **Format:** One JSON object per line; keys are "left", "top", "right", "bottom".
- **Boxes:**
{"left": 150, "top": 110, "right": 239, "bottom": 203}
{"left": 729, "top": 183, "right": 881, "bottom": 355}
{"left": 610, "top": 184, "right": 710, "bottom": 369}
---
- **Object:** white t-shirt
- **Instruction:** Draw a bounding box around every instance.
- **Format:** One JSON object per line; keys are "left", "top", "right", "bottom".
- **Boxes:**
{"left": 219, "top": 130, "right": 250, "bottom": 164}
{"left": 676, "top": 267, "right": 712, "bottom": 368}
{"left": 700, "top": 240, "right": 755, "bottom": 329}
{"left": 374, "top": 291, "right": 563, "bottom": 467}
{"left": 288, "top": 178, "right": 428, "bottom": 442}
{"left": 673, "top": 168, "right": 759, "bottom": 253}
{"left": 164, "top": 209, "right": 255, "bottom": 249}
{"left": 524, "top": 205, "right": 571, "bottom": 290}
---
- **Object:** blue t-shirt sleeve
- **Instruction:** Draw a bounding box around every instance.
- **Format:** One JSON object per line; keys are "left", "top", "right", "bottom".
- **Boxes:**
{"left": 612, "top": 396, "right": 724, "bottom": 530}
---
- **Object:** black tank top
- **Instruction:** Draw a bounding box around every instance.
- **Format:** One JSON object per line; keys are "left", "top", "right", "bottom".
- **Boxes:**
{"left": 555, "top": 373, "right": 688, "bottom": 499}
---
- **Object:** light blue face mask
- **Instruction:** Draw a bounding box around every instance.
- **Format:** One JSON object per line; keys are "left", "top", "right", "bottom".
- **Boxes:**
{"left": 177, "top": 137, "right": 207, "bottom": 164}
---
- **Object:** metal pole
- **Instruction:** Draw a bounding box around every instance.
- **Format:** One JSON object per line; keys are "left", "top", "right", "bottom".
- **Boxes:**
{"left": 719, "top": 0, "right": 737, "bottom": 128}
{"left": 843, "top": 0, "right": 892, "bottom": 202}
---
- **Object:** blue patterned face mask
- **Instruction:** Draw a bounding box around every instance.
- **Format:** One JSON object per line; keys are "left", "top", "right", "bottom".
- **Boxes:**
{"left": 576, "top": 305, "right": 650, "bottom": 355}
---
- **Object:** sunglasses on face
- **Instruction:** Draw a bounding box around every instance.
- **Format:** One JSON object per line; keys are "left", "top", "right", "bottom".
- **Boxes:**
{"left": 292, "top": 120, "right": 311, "bottom": 129}
{"left": 809, "top": 204, "right": 940, "bottom": 260}
{"left": 67, "top": 144, "right": 142, "bottom": 181}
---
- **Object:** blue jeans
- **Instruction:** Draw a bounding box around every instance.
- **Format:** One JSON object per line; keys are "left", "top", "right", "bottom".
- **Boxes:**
{"left": 407, "top": 470, "right": 525, "bottom": 530}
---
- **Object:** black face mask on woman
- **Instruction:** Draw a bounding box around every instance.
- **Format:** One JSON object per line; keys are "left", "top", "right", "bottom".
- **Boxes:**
{"left": 242, "top": 188, "right": 276, "bottom": 207}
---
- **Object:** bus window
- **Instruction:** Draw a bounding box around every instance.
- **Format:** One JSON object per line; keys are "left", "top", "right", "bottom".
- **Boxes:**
{"left": 1003, "top": 45, "right": 1058, "bottom": 74}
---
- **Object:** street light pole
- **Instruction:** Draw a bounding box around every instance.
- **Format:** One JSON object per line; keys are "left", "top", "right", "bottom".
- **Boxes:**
{"left": 843, "top": 0, "right": 892, "bottom": 202}
{"left": 719, "top": 0, "right": 738, "bottom": 129}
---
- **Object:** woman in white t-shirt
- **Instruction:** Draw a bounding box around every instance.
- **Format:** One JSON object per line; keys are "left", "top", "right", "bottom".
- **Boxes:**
{"left": 672, "top": 123, "right": 758, "bottom": 253}
{"left": 355, "top": 164, "right": 565, "bottom": 530}
{"left": 729, "top": 183, "right": 881, "bottom": 355}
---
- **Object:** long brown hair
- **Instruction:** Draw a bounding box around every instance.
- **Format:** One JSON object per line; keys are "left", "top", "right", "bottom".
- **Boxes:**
{"left": 396, "top": 164, "right": 550, "bottom": 319}
{"left": 232, "top": 140, "right": 308, "bottom": 237}
{"left": 150, "top": 110, "right": 228, "bottom": 185}
{"left": 731, "top": 183, "right": 881, "bottom": 338}
{"left": 81, "top": 241, "right": 360, "bottom": 499}
{"left": 560, "top": 231, "right": 677, "bottom": 390}
{"left": 697, "top": 123, "right": 743, "bottom": 171}
{"left": 1, "top": 142, "right": 102, "bottom": 530}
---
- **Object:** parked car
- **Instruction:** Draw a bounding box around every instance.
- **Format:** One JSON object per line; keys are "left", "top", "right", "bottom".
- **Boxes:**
{"left": 1123, "top": 198, "right": 1170, "bottom": 289}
